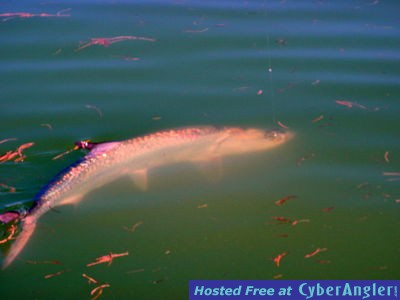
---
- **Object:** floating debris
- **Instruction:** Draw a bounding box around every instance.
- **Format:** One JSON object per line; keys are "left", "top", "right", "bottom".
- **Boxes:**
{"left": 0, "top": 9, "right": 70, "bottom": 21}
{"left": 0, "top": 224, "right": 17, "bottom": 245}
{"left": 233, "top": 86, "right": 251, "bottom": 93}
{"left": 384, "top": 151, "right": 390, "bottom": 163}
{"left": 275, "top": 38, "right": 287, "bottom": 45}
{"left": 272, "top": 216, "right": 291, "bottom": 224}
{"left": 82, "top": 274, "right": 111, "bottom": 300}
{"left": 25, "top": 260, "right": 62, "bottom": 265}
{"left": 0, "top": 142, "right": 34, "bottom": 164}
{"left": 275, "top": 195, "right": 297, "bottom": 206}
{"left": 317, "top": 260, "right": 331, "bottom": 264}
{"left": 0, "top": 183, "right": 16, "bottom": 193}
{"left": 335, "top": 100, "right": 367, "bottom": 110}
{"left": 296, "top": 153, "right": 315, "bottom": 166}
{"left": 382, "top": 172, "right": 400, "bottom": 182}
{"left": 86, "top": 251, "right": 129, "bottom": 267}
{"left": 123, "top": 221, "right": 143, "bottom": 232}
{"left": 82, "top": 274, "right": 110, "bottom": 300}
{"left": 152, "top": 278, "right": 165, "bottom": 284}
{"left": 305, "top": 247, "right": 327, "bottom": 259}
{"left": 52, "top": 48, "right": 62, "bottom": 56}
{"left": 82, "top": 273, "right": 99, "bottom": 284}
{"left": 0, "top": 138, "right": 17, "bottom": 145}
{"left": 311, "top": 79, "right": 321, "bottom": 86}
{"left": 311, "top": 114, "right": 324, "bottom": 124}
{"left": 291, "top": 219, "right": 310, "bottom": 226}
{"left": 271, "top": 216, "right": 309, "bottom": 226}
{"left": 277, "top": 121, "right": 289, "bottom": 129}
{"left": 85, "top": 104, "right": 103, "bottom": 118}
{"left": 41, "top": 123, "right": 53, "bottom": 130}
{"left": 382, "top": 172, "right": 400, "bottom": 176}
{"left": 321, "top": 206, "right": 335, "bottom": 213}
{"left": 113, "top": 55, "right": 140, "bottom": 61}
{"left": 76, "top": 35, "right": 156, "bottom": 51}
{"left": 44, "top": 270, "right": 67, "bottom": 279}
{"left": 276, "top": 233, "right": 289, "bottom": 238}
{"left": 182, "top": 28, "right": 209, "bottom": 33}
{"left": 273, "top": 252, "right": 287, "bottom": 267}
{"left": 90, "top": 284, "right": 110, "bottom": 300}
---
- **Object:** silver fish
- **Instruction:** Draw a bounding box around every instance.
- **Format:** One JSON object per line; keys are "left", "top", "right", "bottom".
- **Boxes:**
{"left": 0, "top": 126, "right": 293, "bottom": 269}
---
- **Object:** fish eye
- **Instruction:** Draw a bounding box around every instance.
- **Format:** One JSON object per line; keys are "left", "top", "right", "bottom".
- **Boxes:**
{"left": 265, "top": 131, "right": 279, "bottom": 139}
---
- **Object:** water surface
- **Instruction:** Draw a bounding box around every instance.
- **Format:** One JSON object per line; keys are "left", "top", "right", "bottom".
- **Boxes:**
{"left": 0, "top": 0, "right": 399, "bottom": 299}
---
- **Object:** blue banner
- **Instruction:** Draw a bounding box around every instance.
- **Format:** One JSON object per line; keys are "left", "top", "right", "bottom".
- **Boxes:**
{"left": 189, "top": 280, "right": 399, "bottom": 300}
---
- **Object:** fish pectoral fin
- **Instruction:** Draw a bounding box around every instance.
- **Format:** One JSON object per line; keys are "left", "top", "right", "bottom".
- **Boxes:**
{"left": 59, "top": 194, "right": 84, "bottom": 206}
{"left": 129, "top": 169, "right": 149, "bottom": 191}
{"left": 193, "top": 157, "right": 223, "bottom": 183}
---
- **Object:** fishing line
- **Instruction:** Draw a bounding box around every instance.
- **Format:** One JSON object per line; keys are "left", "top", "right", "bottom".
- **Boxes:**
{"left": 266, "top": 34, "right": 278, "bottom": 126}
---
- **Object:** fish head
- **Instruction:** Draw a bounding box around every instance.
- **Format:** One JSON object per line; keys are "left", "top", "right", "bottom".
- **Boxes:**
{"left": 261, "top": 129, "right": 294, "bottom": 149}
{"left": 215, "top": 128, "right": 294, "bottom": 156}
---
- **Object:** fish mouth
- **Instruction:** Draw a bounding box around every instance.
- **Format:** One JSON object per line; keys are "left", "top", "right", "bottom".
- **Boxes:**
{"left": 264, "top": 129, "right": 294, "bottom": 142}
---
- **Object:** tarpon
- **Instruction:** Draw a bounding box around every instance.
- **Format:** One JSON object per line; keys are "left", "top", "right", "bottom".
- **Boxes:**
{"left": 0, "top": 126, "right": 293, "bottom": 269}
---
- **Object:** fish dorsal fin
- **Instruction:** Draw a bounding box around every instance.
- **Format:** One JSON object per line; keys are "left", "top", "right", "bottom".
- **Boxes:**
{"left": 86, "top": 141, "right": 120, "bottom": 158}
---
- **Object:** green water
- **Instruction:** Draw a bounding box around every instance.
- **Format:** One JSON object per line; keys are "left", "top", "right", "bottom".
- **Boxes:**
{"left": 0, "top": 0, "right": 399, "bottom": 298}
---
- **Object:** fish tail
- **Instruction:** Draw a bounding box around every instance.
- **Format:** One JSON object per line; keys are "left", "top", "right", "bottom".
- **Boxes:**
{"left": 0, "top": 211, "right": 21, "bottom": 224}
{"left": 1, "top": 214, "right": 36, "bottom": 270}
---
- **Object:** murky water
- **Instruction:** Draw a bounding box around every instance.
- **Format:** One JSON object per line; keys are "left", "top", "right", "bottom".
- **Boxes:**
{"left": 0, "top": 0, "right": 399, "bottom": 298}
